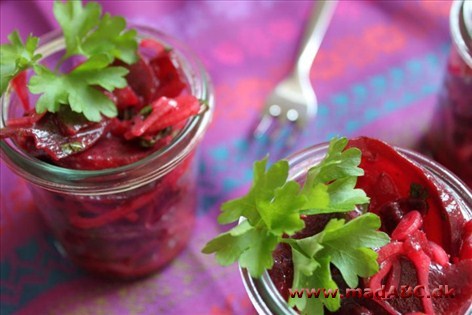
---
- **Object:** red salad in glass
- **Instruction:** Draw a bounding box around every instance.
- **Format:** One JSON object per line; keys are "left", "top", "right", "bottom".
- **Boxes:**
{"left": 0, "top": 1, "right": 212, "bottom": 278}
{"left": 203, "top": 137, "right": 472, "bottom": 315}
{"left": 428, "top": 0, "right": 472, "bottom": 187}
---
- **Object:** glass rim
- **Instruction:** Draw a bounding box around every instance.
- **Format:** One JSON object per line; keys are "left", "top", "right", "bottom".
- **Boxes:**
{"left": 239, "top": 141, "right": 472, "bottom": 315}
{"left": 0, "top": 25, "right": 214, "bottom": 194}
{"left": 451, "top": 0, "right": 472, "bottom": 68}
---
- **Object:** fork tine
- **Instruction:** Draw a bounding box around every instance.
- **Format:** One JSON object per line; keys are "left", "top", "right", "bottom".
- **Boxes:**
{"left": 247, "top": 114, "right": 282, "bottom": 160}
{"left": 268, "top": 122, "right": 301, "bottom": 161}
{"left": 279, "top": 123, "right": 302, "bottom": 156}
{"left": 252, "top": 103, "right": 286, "bottom": 138}
{"left": 249, "top": 111, "right": 303, "bottom": 161}
{"left": 251, "top": 113, "right": 276, "bottom": 140}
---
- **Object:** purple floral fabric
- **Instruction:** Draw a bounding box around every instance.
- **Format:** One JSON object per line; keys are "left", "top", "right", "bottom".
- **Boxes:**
{"left": 1, "top": 1, "right": 454, "bottom": 314}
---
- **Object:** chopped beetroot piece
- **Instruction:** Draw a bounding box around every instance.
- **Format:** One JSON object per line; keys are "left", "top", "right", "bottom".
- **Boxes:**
{"left": 392, "top": 211, "right": 423, "bottom": 241}
{"left": 412, "top": 230, "right": 433, "bottom": 257}
{"left": 144, "top": 95, "right": 200, "bottom": 133}
{"left": 463, "top": 220, "right": 472, "bottom": 238}
{"left": 378, "top": 200, "right": 404, "bottom": 234}
{"left": 150, "top": 53, "right": 179, "bottom": 83}
{"left": 0, "top": 126, "right": 19, "bottom": 139}
{"left": 6, "top": 110, "right": 45, "bottom": 128}
{"left": 124, "top": 55, "right": 159, "bottom": 105}
{"left": 407, "top": 247, "right": 433, "bottom": 314}
{"left": 55, "top": 135, "right": 156, "bottom": 170}
{"left": 126, "top": 97, "right": 175, "bottom": 139}
{"left": 294, "top": 213, "right": 341, "bottom": 239}
{"left": 268, "top": 243, "right": 293, "bottom": 301}
{"left": 447, "top": 207, "right": 469, "bottom": 258}
{"left": 428, "top": 241, "right": 449, "bottom": 266}
{"left": 113, "top": 86, "right": 139, "bottom": 110}
{"left": 155, "top": 80, "right": 187, "bottom": 99}
{"left": 336, "top": 299, "right": 399, "bottom": 315}
{"left": 429, "top": 259, "right": 472, "bottom": 315}
{"left": 124, "top": 115, "right": 144, "bottom": 140}
{"left": 143, "top": 184, "right": 182, "bottom": 226}
{"left": 69, "top": 191, "right": 155, "bottom": 229}
{"left": 368, "top": 258, "right": 394, "bottom": 292}
{"left": 460, "top": 235, "right": 472, "bottom": 260}
{"left": 13, "top": 133, "right": 49, "bottom": 159}
{"left": 387, "top": 258, "right": 423, "bottom": 313}
{"left": 109, "top": 118, "right": 132, "bottom": 137}
{"left": 378, "top": 197, "right": 429, "bottom": 234}
{"left": 171, "top": 119, "right": 188, "bottom": 133}
{"left": 460, "top": 221, "right": 472, "bottom": 259}
{"left": 150, "top": 53, "right": 186, "bottom": 98}
{"left": 155, "top": 148, "right": 192, "bottom": 188}
{"left": 140, "top": 38, "right": 166, "bottom": 58}
{"left": 11, "top": 71, "right": 30, "bottom": 111}
{"left": 377, "top": 242, "right": 403, "bottom": 263}
{"left": 12, "top": 113, "right": 109, "bottom": 160}
{"left": 55, "top": 107, "right": 97, "bottom": 136}
{"left": 385, "top": 257, "right": 401, "bottom": 291}
{"left": 347, "top": 137, "right": 455, "bottom": 255}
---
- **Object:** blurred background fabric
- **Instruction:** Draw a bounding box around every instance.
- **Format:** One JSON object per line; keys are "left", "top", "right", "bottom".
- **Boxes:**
{"left": 0, "top": 1, "right": 453, "bottom": 314}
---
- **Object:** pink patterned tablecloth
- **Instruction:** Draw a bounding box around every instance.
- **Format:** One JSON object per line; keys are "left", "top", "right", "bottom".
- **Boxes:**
{"left": 0, "top": 1, "right": 454, "bottom": 314}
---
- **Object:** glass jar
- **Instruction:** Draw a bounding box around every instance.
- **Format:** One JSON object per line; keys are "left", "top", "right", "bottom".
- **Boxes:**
{"left": 240, "top": 142, "right": 472, "bottom": 314}
{"left": 0, "top": 26, "right": 214, "bottom": 279}
{"left": 429, "top": 0, "right": 472, "bottom": 187}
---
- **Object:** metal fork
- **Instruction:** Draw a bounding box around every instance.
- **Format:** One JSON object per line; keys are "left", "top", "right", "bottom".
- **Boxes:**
{"left": 252, "top": 0, "right": 337, "bottom": 146}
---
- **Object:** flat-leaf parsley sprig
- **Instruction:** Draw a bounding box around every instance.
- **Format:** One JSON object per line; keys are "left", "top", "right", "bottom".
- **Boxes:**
{"left": 0, "top": 32, "right": 42, "bottom": 95}
{"left": 0, "top": 0, "right": 138, "bottom": 122}
{"left": 202, "top": 137, "right": 390, "bottom": 315}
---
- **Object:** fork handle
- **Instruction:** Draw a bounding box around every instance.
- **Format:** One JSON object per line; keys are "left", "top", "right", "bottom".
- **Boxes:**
{"left": 295, "top": 0, "right": 338, "bottom": 79}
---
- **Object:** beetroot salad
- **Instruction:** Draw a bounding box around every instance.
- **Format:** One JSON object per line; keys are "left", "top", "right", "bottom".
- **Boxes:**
{"left": 1, "top": 38, "right": 202, "bottom": 170}
{"left": 203, "top": 137, "right": 472, "bottom": 315}
{"left": 0, "top": 1, "right": 210, "bottom": 279}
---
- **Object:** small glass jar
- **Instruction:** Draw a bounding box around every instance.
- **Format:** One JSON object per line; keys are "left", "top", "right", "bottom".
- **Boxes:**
{"left": 240, "top": 142, "right": 472, "bottom": 314}
{"left": 429, "top": 0, "right": 472, "bottom": 187}
{"left": 0, "top": 26, "right": 214, "bottom": 279}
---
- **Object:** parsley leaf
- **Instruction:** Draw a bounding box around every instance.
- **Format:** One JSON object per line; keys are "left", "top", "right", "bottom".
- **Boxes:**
{"left": 288, "top": 213, "right": 389, "bottom": 315}
{"left": 206, "top": 158, "right": 307, "bottom": 277}
{"left": 301, "top": 137, "right": 369, "bottom": 214}
{"left": 0, "top": 31, "right": 42, "bottom": 94}
{"left": 202, "top": 221, "right": 255, "bottom": 266}
{"left": 202, "top": 221, "right": 279, "bottom": 277}
{"left": 54, "top": 0, "right": 137, "bottom": 64}
{"left": 81, "top": 13, "right": 138, "bottom": 64}
{"left": 319, "top": 213, "right": 389, "bottom": 288}
{"left": 304, "top": 137, "right": 365, "bottom": 187}
{"left": 218, "top": 158, "right": 302, "bottom": 229}
{"left": 259, "top": 180, "right": 306, "bottom": 235}
{"left": 29, "top": 54, "right": 128, "bottom": 121}
{"left": 238, "top": 227, "right": 279, "bottom": 277}
{"left": 290, "top": 256, "right": 340, "bottom": 315}
{"left": 53, "top": 1, "right": 101, "bottom": 59}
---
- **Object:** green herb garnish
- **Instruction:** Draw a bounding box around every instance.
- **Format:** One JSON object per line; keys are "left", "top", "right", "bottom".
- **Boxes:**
{"left": 0, "top": 0, "right": 138, "bottom": 122}
{"left": 202, "top": 137, "right": 390, "bottom": 314}
{"left": 0, "top": 31, "right": 41, "bottom": 94}
{"left": 287, "top": 213, "right": 389, "bottom": 313}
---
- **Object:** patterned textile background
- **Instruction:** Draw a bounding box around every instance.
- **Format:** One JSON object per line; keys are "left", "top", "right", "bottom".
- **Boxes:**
{"left": 0, "top": 1, "right": 454, "bottom": 314}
